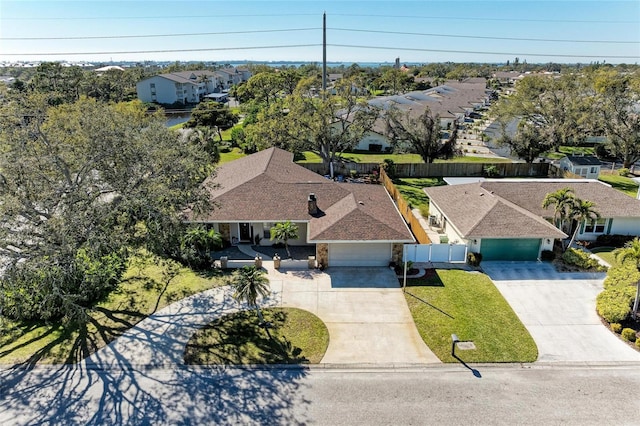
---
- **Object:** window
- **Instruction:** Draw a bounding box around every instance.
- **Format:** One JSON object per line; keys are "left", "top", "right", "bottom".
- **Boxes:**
{"left": 590, "top": 166, "right": 598, "bottom": 174}
{"left": 584, "top": 218, "right": 607, "bottom": 233}
{"left": 263, "top": 222, "right": 272, "bottom": 239}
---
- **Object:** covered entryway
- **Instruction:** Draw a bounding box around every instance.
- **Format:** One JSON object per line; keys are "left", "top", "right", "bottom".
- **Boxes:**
{"left": 480, "top": 238, "right": 541, "bottom": 261}
{"left": 328, "top": 243, "right": 391, "bottom": 267}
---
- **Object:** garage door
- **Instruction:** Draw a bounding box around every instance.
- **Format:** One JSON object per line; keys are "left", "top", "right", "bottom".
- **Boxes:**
{"left": 480, "top": 238, "right": 541, "bottom": 261}
{"left": 328, "top": 243, "right": 391, "bottom": 267}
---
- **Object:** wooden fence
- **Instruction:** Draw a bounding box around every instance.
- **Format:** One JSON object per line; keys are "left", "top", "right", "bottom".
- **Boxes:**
{"left": 380, "top": 168, "right": 431, "bottom": 244}
{"left": 300, "top": 161, "right": 549, "bottom": 178}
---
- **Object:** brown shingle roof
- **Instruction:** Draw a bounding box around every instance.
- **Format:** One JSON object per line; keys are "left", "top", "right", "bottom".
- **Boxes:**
{"left": 425, "top": 180, "right": 640, "bottom": 239}
{"left": 194, "top": 148, "right": 414, "bottom": 242}
{"left": 425, "top": 183, "right": 565, "bottom": 239}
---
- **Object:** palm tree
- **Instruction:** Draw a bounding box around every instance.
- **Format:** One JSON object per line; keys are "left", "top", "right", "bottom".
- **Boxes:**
{"left": 230, "top": 265, "right": 271, "bottom": 325}
{"left": 567, "top": 198, "right": 600, "bottom": 249}
{"left": 616, "top": 237, "right": 640, "bottom": 319}
{"left": 542, "top": 187, "right": 575, "bottom": 232}
{"left": 270, "top": 221, "right": 299, "bottom": 259}
{"left": 181, "top": 225, "right": 222, "bottom": 256}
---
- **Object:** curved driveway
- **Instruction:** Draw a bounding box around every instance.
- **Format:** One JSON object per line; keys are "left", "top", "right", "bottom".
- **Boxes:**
{"left": 482, "top": 261, "right": 640, "bottom": 363}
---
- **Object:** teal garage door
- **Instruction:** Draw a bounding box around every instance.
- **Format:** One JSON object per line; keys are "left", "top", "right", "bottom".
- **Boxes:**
{"left": 480, "top": 238, "right": 541, "bottom": 261}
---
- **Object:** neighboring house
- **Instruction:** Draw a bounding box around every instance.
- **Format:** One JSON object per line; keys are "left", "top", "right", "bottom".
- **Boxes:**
{"left": 188, "top": 147, "right": 415, "bottom": 267}
{"left": 424, "top": 179, "right": 640, "bottom": 261}
{"left": 360, "top": 78, "right": 493, "bottom": 151}
{"left": 559, "top": 155, "right": 601, "bottom": 179}
{"left": 136, "top": 68, "right": 250, "bottom": 105}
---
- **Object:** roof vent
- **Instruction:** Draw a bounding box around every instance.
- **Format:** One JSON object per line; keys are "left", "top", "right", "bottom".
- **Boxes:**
{"left": 358, "top": 201, "right": 365, "bottom": 205}
{"left": 308, "top": 193, "right": 318, "bottom": 215}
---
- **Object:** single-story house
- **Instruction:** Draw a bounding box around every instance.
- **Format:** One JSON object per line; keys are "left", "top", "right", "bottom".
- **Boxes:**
{"left": 559, "top": 155, "right": 602, "bottom": 179}
{"left": 425, "top": 179, "right": 640, "bottom": 261}
{"left": 188, "top": 147, "right": 415, "bottom": 267}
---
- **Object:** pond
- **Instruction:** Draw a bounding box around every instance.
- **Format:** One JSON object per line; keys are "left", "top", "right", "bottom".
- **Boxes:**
{"left": 165, "top": 111, "right": 191, "bottom": 127}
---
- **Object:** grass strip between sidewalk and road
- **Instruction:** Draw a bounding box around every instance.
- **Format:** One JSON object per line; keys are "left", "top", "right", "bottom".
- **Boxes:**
{"left": 184, "top": 307, "right": 329, "bottom": 365}
{"left": 405, "top": 269, "right": 538, "bottom": 363}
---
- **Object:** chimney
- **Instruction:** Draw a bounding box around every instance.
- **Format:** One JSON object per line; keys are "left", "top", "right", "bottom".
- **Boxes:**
{"left": 308, "top": 193, "right": 318, "bottom": 215}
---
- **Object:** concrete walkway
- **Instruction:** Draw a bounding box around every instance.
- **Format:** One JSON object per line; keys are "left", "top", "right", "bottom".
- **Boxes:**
{"left": 85, "top": 265, "right": 439, "bottom": 369}
{"left": 482, "top": 261, "right": 640, "bottom": 363}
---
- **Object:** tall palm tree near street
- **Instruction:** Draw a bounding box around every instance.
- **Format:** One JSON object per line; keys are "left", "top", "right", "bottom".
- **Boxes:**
{"left": 230, "top": 265, "right": 271, "bottom": 325}
{"left": 616, "top": 237, "right": 640, "bottom": 319}
{"left": 542, "top": 187, "right": 576, "bottom": 232}
{"left": 270, "top": 221, "right": 299, "bottom": 259}
{"left": 567, "top": 198, "right": 600, "bottom": 249}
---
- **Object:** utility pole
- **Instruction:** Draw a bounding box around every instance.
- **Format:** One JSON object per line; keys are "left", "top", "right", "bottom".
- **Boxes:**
{"left": 322, "top": 12, "right": 327, "bottom": 95}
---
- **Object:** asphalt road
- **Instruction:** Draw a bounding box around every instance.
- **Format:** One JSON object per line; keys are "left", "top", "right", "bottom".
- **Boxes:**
{"left": 2, "top": 363, "right": 640, "bottom": 425}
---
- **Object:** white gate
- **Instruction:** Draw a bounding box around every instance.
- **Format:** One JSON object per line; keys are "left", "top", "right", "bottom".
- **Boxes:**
{"left": 402, "top": 244, "right": 468, "bottom": 264}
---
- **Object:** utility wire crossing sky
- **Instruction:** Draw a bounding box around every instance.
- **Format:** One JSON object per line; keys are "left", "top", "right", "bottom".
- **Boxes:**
{"left": 1, "top": 1, "right": 638, "bottom": 63}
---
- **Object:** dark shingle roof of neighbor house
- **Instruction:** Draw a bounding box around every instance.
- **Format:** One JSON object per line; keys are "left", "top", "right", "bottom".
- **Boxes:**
{"left": 192, "top": 147, "right": 414, "bottom": 242}
{"left": 425, "top": 180, "right": 640, "bottom": 239}
{"left": 564, "top": 155, "right": 602, "bottom": 166}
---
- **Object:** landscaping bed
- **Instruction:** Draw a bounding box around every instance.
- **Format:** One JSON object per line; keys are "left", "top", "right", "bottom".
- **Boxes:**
{"left": 184, "top": 307, "right": 329, "bottom": 365}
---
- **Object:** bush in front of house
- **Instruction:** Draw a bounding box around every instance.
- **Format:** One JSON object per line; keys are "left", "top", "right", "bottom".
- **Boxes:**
{"left": 419, "top": 204, "right": 429, "bottom": 218}
{"left": 604, "top": 260, "right": 640, "bottom": 289}
{"left": 596, "top": 285, "right": 636, "bottom": 323}
{"left": 611, "top": 323, "right": 622, "bottom": 333}
{"left": 593, "top": 234, "right": 637, "bottom": 249}
{"left": 621, "top": 328, "right": 637, "bottom": 342}
{"left": 618, "top": 168, "right": 630, "bottom": 177}
{"left": 636, "top": 339, "right": 640, "bottom": 349}
{"left": 562, "top": 248, "right": 602, "bottom": 270}
{"left": 467, "top": 252, "right": 482, "bottom": 267}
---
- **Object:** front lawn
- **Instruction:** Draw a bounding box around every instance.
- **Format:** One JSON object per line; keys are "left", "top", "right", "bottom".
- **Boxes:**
{"left": 219, "top": 147, "right": 246, "bottom": 164}
{"left": 598, "top": 172, "right": 639, "bottom": 198}
{"left": 591, "top": 247, "right": 620, "bottom": 267}
{"left": 184, "top": 307, "right": 329, "bottom": 365}
{"left": 0, "top": 252, "right": 228, "bottom": 365}
{"left": 296, "top": 151, "right": 513, "bottom": 164}
{"left": 405, "top": 269, "right": 538, "bottom": 363}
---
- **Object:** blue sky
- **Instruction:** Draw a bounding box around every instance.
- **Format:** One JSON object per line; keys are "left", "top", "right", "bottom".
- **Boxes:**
{"left": 0, "top": 1, "right": 638, "bottom": 64}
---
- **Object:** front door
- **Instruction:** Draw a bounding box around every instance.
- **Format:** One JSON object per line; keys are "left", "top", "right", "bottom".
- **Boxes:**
{"left": 239, "top": 223, "right": 252, "bottom": 242}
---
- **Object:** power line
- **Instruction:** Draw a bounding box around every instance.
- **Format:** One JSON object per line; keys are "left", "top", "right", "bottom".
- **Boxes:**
{"left": 3, "top": 12, "right": 636, "bottom": 25}
{"left": 329, "top": 44, "right": 640, "bottom": 59}
{"left": 330, "top": 28, "right": 638, "bottom": 45}
{"left": 1, "top": 13, "right": 318, "bottom": 21}
{"left": 0, "top": 44, "right": 323, "bottom": 57}
{"left": 2, "top": 43, "right": 636, "bottom": 60}
{"left": 332, "top": 13, "right": 639, "bottom": 24}
{"left": 3, "top": 28, "right": 320, "bottom": 41}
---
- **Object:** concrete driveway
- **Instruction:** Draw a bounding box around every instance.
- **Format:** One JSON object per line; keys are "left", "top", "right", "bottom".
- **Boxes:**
{"left": 482, "top": 261, "right": 640, "bottom": 363}
{"left": 269, "top": 267, "right": 440, "bottom": 365}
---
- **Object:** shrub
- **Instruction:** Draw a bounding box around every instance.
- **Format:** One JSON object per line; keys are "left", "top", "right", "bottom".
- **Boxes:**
{"left": 621, "top": 328, "right": 637, "bottom": 342}
{"left": 618, "top": 168, "right": 630, "bottom": 177}
{"left": 540, "top": 250, "right": 555, "bottom": 261}
{"left": 594, "top": 234, "right": 636, "bottom": 249}
{"left": 419, "top": 204, "right": 430, "bottom": 218}
{"left": 596, "top": 286, "right": 635, "bottom": 323}
{"left": 603, "top": 261, "right": 640, "bottom": 289}
{"left": 611, "top": 323, "right": 622, "bottom": 333}
{"left": 467, "top": 252, "right": 483, "bottom": 267}
{"left": 636, "top": 339, "right": 640, "bottom": 349}
{"left": 562, "top": 248, "right": 602, "bottom": 270}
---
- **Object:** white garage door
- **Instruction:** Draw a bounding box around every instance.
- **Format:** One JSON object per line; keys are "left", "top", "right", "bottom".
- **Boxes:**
{"left": 328, "top": 243, "right": 392, "bottom": 267}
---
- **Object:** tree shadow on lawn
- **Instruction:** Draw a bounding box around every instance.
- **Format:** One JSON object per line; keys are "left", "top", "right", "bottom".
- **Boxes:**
{"left": 403, "top": 271, "right": 455, "bottom": 319}
{"left": 184, "top": 310, "right": 309, "bottom": 365}
{"left": 1, "top": 311, "right": 311, "bottom": 425}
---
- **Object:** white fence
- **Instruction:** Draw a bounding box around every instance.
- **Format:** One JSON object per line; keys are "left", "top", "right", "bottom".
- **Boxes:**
{"left": 403, "top": 244, "right": 468, "bottom": 264}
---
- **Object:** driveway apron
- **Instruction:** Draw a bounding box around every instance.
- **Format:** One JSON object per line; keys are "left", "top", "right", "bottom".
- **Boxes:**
{"left": 482, "top": 261, "right": 640, "bottom": 363}
{"left": 269, "top": 267, "right": 440, "bottom": 365}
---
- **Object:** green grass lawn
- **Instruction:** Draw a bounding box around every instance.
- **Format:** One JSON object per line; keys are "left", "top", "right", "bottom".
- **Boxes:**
{"left": 393, "top": 177, "right": 445, "bottom": 215}
{"left": 297, "top": 151, "right": 511, "bottom": 164}
{"left": 219, "top": 147, "right": 247, "bottom": 164}
{"left": 0, "top": 252, "right": 229, "bottom": 365}
{"left": 405, "top": 269, "right": 538, "bottom": 363}
{"left": 544, "top": 146, "right": 596, "bottom": 160}
{"left": 184, "top": 307, "right": 329, "bottom": 365}
{"left": 434, "top": 156, "right": 512, "bottom": 163}
{"left": 591, "top": 247, "right": 620, "bottom": 267}
{"left": 598, "top": 172, "right": 639, "bottom": 198}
